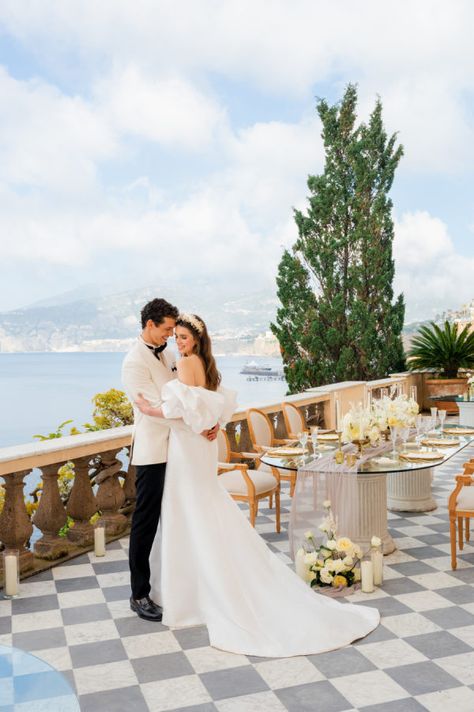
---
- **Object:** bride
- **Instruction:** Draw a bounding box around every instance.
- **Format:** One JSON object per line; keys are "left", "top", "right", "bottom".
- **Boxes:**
{"left": 135, "top": 313, "right": 379, "bottom": 657}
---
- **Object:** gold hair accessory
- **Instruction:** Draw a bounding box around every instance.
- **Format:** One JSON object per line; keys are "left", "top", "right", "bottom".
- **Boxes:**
{"left": 178, "top": 313, "right": 204, "bottom": 334}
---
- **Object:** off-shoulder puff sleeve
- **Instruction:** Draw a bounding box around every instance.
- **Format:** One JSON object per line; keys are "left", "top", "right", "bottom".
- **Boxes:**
{"left": 161, "top": 381, "right": 237, "bottom": 434}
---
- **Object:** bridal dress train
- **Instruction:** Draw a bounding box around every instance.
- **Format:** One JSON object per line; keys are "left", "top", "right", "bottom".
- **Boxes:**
{"left": 150, "top": 381, "right": 379, "bottom": 657}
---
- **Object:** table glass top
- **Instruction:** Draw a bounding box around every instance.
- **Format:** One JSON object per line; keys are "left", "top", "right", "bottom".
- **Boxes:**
{"left": 260, "top": 423, "right": 474, "bottom": 474}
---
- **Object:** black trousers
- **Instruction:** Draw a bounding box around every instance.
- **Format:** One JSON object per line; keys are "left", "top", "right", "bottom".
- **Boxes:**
{"left": 129, "top": 462, "right": 166, "bottom": 600}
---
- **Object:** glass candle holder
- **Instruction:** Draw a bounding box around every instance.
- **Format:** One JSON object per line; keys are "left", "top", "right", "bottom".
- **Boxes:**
{"left": 371, "top": 545, "right": 383, "bottom": 586}
{"left": 94, "top": 521, "right": 106, "bottom": 557}
{"left": 360, "top": 557, "right": 374, "bottom": 593}
{"left": 2, "top": 549, "right": 20, "bottom": 598}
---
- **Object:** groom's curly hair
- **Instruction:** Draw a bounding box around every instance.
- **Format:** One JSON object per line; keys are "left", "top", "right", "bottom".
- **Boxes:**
{"left": 141, "top": 298, "right": 179, "bottom": 328}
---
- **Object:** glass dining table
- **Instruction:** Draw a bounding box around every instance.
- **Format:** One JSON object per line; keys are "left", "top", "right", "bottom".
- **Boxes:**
{"left": 260, "top": 424, "right": 474, "bottom": 556}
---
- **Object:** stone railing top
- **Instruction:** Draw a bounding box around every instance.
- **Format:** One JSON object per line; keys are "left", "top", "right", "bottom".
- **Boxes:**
{"left": 0, "top": 426, "right": 134, "bottom": 477}
{"left": 306, "top": 381, "right": 365, "bottom": 393}
{"left": 230, "top": 389, "right": 331, "bottom": 419}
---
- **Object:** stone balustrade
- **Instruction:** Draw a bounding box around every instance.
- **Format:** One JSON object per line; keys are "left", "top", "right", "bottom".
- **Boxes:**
{"left": 0, "top": 372, "right": 419, "bottom": 586}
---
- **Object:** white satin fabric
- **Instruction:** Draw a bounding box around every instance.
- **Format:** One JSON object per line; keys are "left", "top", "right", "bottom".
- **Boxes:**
{"left": 150, "top": 381, "right": 379, "bottom": 657}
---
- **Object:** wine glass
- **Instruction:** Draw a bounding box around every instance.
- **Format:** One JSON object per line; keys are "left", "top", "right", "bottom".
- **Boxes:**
{"left": 298, "top": 431, "right": 308, "bottom": 452}
{"left": 438, "top": 409, "right": 447, "bottom": 434}
{"left": 389, "top": 425, "right": 399, "bottom": 457}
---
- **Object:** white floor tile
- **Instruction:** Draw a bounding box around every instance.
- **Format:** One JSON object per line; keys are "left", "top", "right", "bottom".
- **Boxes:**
{"left": 254, "top": 657, "right": 324, "bottom": 689}
{"left": 141, "top": 674, "right": 211, "bottom": 712}
{"left": 184, "top": 645, "right": 248, "bottom": 673}
{"left": 331, "top": 669, "right": 408, "bottom": 708}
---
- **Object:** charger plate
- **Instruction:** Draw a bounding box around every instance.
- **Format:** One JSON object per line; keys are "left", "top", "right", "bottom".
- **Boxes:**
{"left": 399, "top": 450, "right": 444, "bottom": 462}
{"left": 421, "top": 437, "right": 460, "bottom": 448}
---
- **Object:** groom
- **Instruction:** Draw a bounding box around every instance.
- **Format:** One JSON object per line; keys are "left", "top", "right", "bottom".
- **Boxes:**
{"left": 122, "top": 297, "right": 217, "bottom": 621}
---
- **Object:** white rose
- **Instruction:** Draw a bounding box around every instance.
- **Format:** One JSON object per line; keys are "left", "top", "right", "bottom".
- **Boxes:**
{"left": 326, "top": 559, "right": 336, "bottom": 572}
{"left": 353, "top": 544, "right": 362, "bottom": 559}
{"left": 304, "top": 552, "right": 318, "bottom": 566}
{"left": 326, "top": 539, "right": 337, "bottom": 550}
{"left": 320, "top": 568, "right": 334, "bottom": 584}
{"left": 323, "top": 500, "right": 331, "bottom": 509}
{"left": 371, "top": 536, "right": 382, "bottom": 548}
{"left": 342, "top": 556, "right": 353, "bottom": 567}
{"left": 304, "top": 530, "right": 314, "bottom": 540}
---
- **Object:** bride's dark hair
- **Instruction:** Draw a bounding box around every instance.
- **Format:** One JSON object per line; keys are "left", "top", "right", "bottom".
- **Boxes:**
{"left": 176, "top": 314, "right": 221, "bottom": 391}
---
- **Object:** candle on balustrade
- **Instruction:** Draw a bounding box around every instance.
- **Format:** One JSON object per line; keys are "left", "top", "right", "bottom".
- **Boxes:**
{"left": 3, "top": 551, "right": 19, "bottom": 597}
{"left": 295, "top": 548, "right": 307, "bottom": 580}
{"left": 371, "top": 548, "right": 383, "bottom": 586}
{"left": 94, "top": 523, "right": 106, "bottom": 557}
{"left": 361, "top": 560, "right": 374, "bottom": 593}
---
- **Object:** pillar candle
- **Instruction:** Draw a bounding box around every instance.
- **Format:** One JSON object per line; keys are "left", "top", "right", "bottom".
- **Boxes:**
{"left": 295, "top": 548, "right": 307, "bottom": 580}
{"left": 4, "top": 553, "right": 18, "bottom": 597}
{"left": 361, "top": 560, "right": 374, "bottom": 593}
{"left": 371, "top": 548, "right": 383, "bottom": 586}
{"left": 94, "top": 525, "right": 106, "bottom": 557}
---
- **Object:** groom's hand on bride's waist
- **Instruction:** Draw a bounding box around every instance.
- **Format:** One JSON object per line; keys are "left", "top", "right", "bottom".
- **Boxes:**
{"left": 201, "top": 424, "right": 219, "bottom": 441}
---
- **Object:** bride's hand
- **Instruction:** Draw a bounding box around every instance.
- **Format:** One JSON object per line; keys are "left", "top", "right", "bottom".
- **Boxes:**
{"left": 135, "top": 393, "right": 161, "bottom": 417}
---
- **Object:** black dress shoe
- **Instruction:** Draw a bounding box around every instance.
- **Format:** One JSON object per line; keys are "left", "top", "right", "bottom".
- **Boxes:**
{"left": 130, "top": 596, "right": 163, "bottom": 621}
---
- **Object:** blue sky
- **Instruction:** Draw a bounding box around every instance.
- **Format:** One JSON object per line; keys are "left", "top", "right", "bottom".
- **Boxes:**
{"left": 0, "top": 0, "right": 473, "bottom": 322}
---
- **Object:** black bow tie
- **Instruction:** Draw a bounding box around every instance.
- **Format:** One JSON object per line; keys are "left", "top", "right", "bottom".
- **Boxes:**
{"left": 146, "top": 342, "right": 167, "bottom": 360}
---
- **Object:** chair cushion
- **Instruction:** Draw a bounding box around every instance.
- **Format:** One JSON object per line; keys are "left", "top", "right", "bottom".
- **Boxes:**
{"left": 457, "top": 486, "right": 474, "bottom": 511}
{"left": 219, "top": 469, "right": 277, "bottom": 496}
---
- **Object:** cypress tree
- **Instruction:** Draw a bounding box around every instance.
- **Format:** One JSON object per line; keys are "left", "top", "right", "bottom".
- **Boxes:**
{"left": 272, "top": 84, "right": 405, "bottom": 393}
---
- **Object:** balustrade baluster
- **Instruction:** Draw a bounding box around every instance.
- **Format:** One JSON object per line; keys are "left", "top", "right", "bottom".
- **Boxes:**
{"left": 66, "top": 456, "right": 97, "bottom": 546}
{"left": 33, "top": 464, "right": 69, "bottom": 560}
{"left": 95, "top": 449, "right": 128, "bottom": 536}
{"left": 0, "top": 471, "right": 34, "bottom": 574}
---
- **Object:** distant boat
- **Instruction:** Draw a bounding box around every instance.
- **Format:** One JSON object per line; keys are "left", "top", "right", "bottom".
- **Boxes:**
{"left": 241, "top": 361, "right": 283, "bottom": 377}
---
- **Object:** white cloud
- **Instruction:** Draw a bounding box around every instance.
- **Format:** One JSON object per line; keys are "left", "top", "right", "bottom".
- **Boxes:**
{"left": 0, "top": 66, "right": 116, "bottom": 194}
{"left": 97, "top": 67, "right": 227, "bottom": 149}
{"left": 394, "top": 211, "right": 474, "bottom": 321}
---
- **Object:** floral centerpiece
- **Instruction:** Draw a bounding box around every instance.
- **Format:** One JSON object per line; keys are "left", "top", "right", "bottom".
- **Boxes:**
{"left": 341, "top": 403, "right": 381, "bottom": 446}
{"left": 377, "top": 394, "right": 419, "bottom": 428}
{"left": 298, "top": 502, "right": 362, "bottom": 593}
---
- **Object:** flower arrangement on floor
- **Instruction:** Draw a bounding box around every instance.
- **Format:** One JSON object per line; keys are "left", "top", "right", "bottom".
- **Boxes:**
{"left": 297, "top": 501, "right": 363, "bottom": 592}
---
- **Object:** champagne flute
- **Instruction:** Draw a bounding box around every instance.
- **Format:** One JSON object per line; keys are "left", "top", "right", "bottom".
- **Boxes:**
{"left": 389, "top": 425, "right": 399, "bottom": 457}
{"left": 298, "top": 431, "right": 308, "bottom": 452}
{"left": 311, "top": 426, "right": 319, "bottom": 453}
{"left": 399, "top": 426, "right": 410, "bottom": 453}
{"left": 430, "top": 407, "right": 438, "bottom": 431}
{"left": 415, "top": 414, "right": 423, "bottom": 446}
{"left": 438, "top": 409, "right": 447, "bottom": 434}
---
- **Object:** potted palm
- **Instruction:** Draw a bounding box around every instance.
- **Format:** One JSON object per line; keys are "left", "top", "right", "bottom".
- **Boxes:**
{"left": 408, "top": 321, "right": 474, "bottom": 413}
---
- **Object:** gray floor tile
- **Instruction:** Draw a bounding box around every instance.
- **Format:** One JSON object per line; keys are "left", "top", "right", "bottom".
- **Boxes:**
{"left": 415, "top": 533, "right": 450, "bottom": 545}
{"left": 386, "top": 661, "right": 461, "bottom": 695}
{"left": 62, "top": 603, "right": 111, "bottom": 626}
{"left": 91, "top": 559, "right": 130, "bottom": 575}
{"left": 276, "top": 680, "right": 350, "bottom": 712}
{"left": 359, "top": 697, "right": 428, "bottom": 711}
{"left": 103, "top": 584, "right": 130, "bottom": 601}
{"left": 61, "top": 554, "right": 91, "bottom": 567}
{"left": 405, "top": 631, "right": 472, "bottom": 659}
{"left": 380, "top": 578, "right": 425, "bottom": 596}
{"left": 401, "top": 546, "right": 446, "bottom": 560}
{"left": 450, "top": 567, "right": 474, "bottom": 583}
{"left": 200, "top": 666, "right": 268, "bottom": 700}
{"left": 0, "top": 617, "right": 11, "bottom": 634}
{"left": 356, "top": 597, "right": 412, "bottom": 617}
{"left": 169, "top": 705, "right": 217, "bottom": 712}
{"left": 132, "top": 651, "right": 194, "bottom": 683}
{"left": 114, "top": 614, "right": 167, "bottom": 637}
{"left": 388, "top": 562, "right": 437, "bottom": 576}
{"left": 12, "top": 594, "right": 58, "bottom": 614}
{"left": 437, "top": 584, "right": 474, "bottom": 604}
{"left": 79, "top": 685, "right": 149, "bottom": 712}
{"left": 422, "top": 606, "right": 474, "bottom": 629}
{"left": 354, "top": 624, "right": 397, "bottom": 646}
{"left": 69, "top": 638, "right": 127, "bottom": 668}
{"left": 309, "top": 646, "right": 376, "bottom": 678}
{"left": 173, "top": 626, "right": 210, "bottom": 650}
{"left": 13, "top": 627, "right": 67, "bottom": 651}
{"left": 54, "top": 576, "right": 99, "bottom": 593}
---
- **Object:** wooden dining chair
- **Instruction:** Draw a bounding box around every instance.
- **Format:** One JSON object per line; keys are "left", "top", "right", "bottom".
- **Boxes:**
{"left": 217, "top": 428, "right": 280, "bottom": 532}
{"left": 448, "top": 460, "right": 474, "bottom": 569}
{"left": 246, "top": 408, "right": 297, "bottom": 496}
{"left": 282, "top": 402, "right": 308, "bottom": 439}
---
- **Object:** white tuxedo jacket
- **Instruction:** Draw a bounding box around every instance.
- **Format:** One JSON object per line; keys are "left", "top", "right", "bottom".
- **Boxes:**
{"left": 122, "top": 338, "right": 187, "bottom": 465}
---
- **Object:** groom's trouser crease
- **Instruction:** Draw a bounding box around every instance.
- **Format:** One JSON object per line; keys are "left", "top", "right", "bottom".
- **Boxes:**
{"left": 129, "top": 462, "right": 166, "bottom": 599}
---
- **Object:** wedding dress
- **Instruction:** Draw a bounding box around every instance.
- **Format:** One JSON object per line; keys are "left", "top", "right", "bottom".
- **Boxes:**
{"left": 149, "top": 380, "right": 379, "bottom": 657}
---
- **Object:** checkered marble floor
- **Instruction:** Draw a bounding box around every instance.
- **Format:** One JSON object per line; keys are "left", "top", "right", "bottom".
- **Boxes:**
{"left": 2, "top": 446, "right": 474, "bottom": 712}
